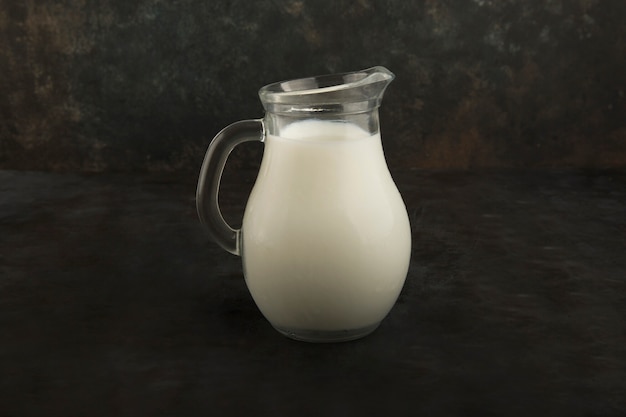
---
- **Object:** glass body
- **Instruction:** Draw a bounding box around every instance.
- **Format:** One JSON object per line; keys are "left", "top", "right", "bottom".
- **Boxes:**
{"left": 197, "top": 67, "right": 411, "bottom": 342}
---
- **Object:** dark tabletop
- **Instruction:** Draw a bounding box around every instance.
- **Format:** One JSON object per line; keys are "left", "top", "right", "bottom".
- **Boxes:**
{"left": 1, "top": 169, "right": 625, "bottom": 416}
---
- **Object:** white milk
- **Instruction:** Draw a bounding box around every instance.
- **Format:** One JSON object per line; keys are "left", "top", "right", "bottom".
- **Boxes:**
{"left": 241, "top": 120, "right": 411, "bottom": 332}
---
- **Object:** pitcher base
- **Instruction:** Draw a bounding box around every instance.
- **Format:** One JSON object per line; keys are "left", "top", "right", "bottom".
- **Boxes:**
{"left": 273, "top": 322, "right": 380, "bottom": 343}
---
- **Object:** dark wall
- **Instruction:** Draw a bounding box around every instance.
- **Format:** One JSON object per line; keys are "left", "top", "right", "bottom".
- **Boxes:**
{"left": 1, "top": 0, "right": 625, "bottom": 172}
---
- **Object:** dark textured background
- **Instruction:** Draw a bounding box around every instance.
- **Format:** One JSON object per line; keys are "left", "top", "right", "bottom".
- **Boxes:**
{"left": 1, "top": 0, "right": 625, "bottom": 172}
{"left": 2, "top": 2, "right": 626, "bottom": 414}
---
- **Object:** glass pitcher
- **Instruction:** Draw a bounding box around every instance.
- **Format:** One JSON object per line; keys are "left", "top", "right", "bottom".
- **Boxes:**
{"left": 196, "top": 66, "right": 411, "bottom": 342}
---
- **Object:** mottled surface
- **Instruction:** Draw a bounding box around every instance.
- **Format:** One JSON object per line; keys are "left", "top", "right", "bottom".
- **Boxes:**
{"left": 1, "top": 169, "right": 625, "bottom": 415}
{"left": 1, "top": 0, "right": 625, "bottom": 172}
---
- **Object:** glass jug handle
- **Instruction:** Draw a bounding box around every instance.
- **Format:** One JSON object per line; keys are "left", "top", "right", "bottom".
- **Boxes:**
{"left": 196, "top": 119, "right": 265, "bottom": 256}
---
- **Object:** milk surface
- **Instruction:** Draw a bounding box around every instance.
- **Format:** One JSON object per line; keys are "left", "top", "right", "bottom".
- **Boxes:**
{"left": 242, "top": 120, "right": 411, "bottom": 331}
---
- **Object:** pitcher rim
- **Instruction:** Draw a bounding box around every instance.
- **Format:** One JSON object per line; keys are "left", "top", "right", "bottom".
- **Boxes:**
{"left": 258, "top": 66, "right": 395, "bottom": 113}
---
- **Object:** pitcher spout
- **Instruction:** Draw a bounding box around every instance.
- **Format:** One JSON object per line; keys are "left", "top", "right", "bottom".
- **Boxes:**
{"left": 347, "top": 66, "right": 395, "bottom": 104}
{"left": 259, "top": 66, "right": 395, "bottom": 115}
